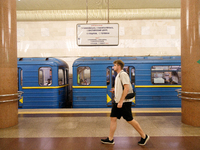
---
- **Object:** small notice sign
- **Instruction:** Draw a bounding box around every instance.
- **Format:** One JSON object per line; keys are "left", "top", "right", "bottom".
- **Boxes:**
{"left": 77, "top": 23, "right": 119, "bottom": 46}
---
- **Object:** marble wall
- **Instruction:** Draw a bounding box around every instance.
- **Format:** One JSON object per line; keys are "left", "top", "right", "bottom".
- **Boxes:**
{"left": 17, "top": 19, "right": 180, "bottom": 74}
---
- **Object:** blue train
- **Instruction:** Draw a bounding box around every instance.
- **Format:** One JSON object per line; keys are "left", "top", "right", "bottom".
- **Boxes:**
{"left": 17, "top": 57, "right": 69, "bottom": 108}
{"left": 17, "top": 56, "right": 181, "bottom": 109}
{"left": 72, "top": 56, "right": 181, "bottom": 108}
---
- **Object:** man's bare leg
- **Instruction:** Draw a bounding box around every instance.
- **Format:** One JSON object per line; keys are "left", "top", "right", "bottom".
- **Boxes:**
{"left": 109, "top": 117, "right": 117, "bottom": 140}
{"left": 127, "top": 119, "right": 145, "bottom": 138}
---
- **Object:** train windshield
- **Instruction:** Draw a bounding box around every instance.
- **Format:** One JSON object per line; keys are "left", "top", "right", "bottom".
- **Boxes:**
{"left": 39, "top": 67, "right": 52, "bottom": 86}
{"left": 58, "top": 69, "right": 64, "bottom": 85}
{"left": 77, "top": 67, "right": 91, "bottom": 85}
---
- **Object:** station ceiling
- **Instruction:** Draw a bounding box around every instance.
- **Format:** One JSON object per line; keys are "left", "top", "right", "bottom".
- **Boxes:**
{"left": 16, "top": 0, "right": 181, "bottom": 11}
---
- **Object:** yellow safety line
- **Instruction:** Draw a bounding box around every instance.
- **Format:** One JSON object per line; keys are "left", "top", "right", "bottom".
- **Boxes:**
{"left": 22, "top": 84, "right": 68, "bottom": 89}
{"left": 18, "top": 111, "right": 111, "bottom": 114}
{"left": 18, "top": 110, "right": 181, "bottom": 114}
{"left": 72, "top": 86, "right": 107, "bottom": 88}
{"left": 72, "top": 85, "right": 181, "bottom": 89}
{"left": 135, "top": 85, "right": 182, "bottom": 88}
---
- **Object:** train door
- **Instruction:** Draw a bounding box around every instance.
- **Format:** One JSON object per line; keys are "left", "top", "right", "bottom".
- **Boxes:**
{"left": 106, "top": 67, "right": 115, "bottom": 106}
{"left": 128, "top": 66, "right": 136, "bottom": 106}
{"left": 18, "top": 67, "right": 23, "bottom": 108}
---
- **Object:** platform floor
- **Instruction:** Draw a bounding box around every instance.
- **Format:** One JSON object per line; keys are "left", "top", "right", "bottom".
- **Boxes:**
{"left": 0, "top": 108, "right": 200, "bottom": 150}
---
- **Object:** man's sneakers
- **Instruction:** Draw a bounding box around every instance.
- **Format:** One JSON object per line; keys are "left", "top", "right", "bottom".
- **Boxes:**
{"left": 101, "top": 135, "right": 149, "bottom": 146}
{"left": 138, "top": 134, "right": 150, "bottom": 146}
{"left": 101, "top": 137, "right": 115, "bottom": 144}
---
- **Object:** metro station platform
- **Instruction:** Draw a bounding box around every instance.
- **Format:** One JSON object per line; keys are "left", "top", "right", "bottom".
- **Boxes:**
{"left": 0, "top": 108, "right": 200, "bottom": 150}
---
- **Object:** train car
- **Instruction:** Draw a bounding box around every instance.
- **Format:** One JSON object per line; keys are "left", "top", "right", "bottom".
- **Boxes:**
{"left": 72, "top": 56, "right": 181, "bottom": 108}
{"left": 17, "top": 57, "right": 69, "bottom": 108}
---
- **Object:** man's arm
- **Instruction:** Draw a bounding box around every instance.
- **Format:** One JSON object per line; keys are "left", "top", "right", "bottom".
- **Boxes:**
{"left": 110, "top": 88, "right": 115, "bottom": 93}
{"left": 117, "top": 84, "right": 129, "bottom": 108}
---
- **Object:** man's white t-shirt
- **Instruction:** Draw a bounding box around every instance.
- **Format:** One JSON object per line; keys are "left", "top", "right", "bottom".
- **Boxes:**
{"left": 114, "top": 70, "right": 134, "bottom": 103}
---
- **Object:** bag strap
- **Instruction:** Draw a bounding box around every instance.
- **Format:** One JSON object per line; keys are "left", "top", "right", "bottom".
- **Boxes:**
{"left": 118, "top": 73, "right": 124, "bottom": 90}
{"left": 119, "top": 71, "right": 134, "bottom": 93}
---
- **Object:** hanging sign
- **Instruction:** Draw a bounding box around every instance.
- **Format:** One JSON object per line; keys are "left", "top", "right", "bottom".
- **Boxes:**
{"left": 77, "top": 23, "right": 119, "bottom": 46}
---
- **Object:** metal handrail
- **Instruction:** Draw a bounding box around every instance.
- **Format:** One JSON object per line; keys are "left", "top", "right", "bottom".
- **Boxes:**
{"left": 0, "top": 93, "right": 19, "bottom": 97}
{"left": 0, "top": 99, "right": 19, "bottom": 103}
{"left": 0, "top": 91, "right": 23, "bottom": 103}
{"left": 176, "top": 89, "right": 200, "bottom": 101}
{"left": 176, "top": 89, "right": 200, "bottom": 94}
{"left": 178, "top": 96, "right": 200, "bottom": 101}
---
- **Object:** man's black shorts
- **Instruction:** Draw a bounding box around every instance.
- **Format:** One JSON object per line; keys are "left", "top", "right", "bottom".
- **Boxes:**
{"left": 110, "top": 102, "right": 133, "bottom": 121}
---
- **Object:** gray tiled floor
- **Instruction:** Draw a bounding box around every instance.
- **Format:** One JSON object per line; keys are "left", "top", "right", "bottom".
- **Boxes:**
{"left": 0, "top": 110, "right": 200, "bottom": 138}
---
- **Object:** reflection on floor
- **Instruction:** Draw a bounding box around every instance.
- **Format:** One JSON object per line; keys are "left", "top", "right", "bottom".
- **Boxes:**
{"left": 1, "top": 137, "right": 200, "bottom": 150}
{"left": 0, "top": 108, "right": 200, "bottom": 150}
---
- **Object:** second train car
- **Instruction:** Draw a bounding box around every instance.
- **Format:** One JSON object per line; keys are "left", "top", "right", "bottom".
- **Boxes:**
{"left": 72, "top": 56, "right": 181, "bottom": 108}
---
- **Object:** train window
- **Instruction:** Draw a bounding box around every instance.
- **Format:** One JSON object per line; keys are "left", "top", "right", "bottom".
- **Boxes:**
{"left": 58, "top": 69, "right": 64, "bottom": 85}
{"left": 20, "top": 70, "right": 23, "bottom": 86}
{"left": 17, "top": 69, "right": 23, "bottom": 87}
{"left": 39, "top": 67, "right": 52, "bottom": 86}
{"left": 123, "top": 66, "right": 128, "bottom": 73}
{"left": 77, "top": 67, "right": 91, "bottom": 85}
{"left": 111, "top": 66, "right": 135, "bottom": 86}
{"left": 123, "top": 66, "right": 135, "bottom": 85}
{"left": 131, "top": 68, "right": 135, "bottom": 85}
{"left": 106, "top": 68, "right": 110, "bottom": 85}
{"left": 112, "top": 70, "right": 116, "bottom": 87}
{"left": 151, "top": 66, "right": 181, "bottom": 84}
{"left": 65, "top": 69, "right": 68, "bottom": 85}
{"left": 110, "top": 67, "right": 117, "bottom": 87}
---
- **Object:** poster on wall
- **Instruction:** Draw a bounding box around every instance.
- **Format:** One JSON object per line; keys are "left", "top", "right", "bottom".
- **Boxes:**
{"left": 77, "top": 23, "right": 119, "bottom": 46}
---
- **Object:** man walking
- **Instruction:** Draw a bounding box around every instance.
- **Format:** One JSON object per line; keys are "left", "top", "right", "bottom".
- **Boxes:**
{"left": 101, "top": 60, "right": 149, "bottom": 145}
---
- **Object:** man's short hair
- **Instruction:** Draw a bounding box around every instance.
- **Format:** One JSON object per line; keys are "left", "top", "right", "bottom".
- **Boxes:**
{"left": 113, "top": 60, "right": 124, "bottom": 69}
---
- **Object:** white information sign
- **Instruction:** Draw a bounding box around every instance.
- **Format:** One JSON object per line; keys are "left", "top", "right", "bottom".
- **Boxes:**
{"left": 77, "top": 23, "right": 119, "bottom": 46}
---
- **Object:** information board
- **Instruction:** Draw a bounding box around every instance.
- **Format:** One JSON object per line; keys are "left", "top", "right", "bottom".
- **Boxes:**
{"left": 77, "top": 23, "right": 119, "bottom": 46}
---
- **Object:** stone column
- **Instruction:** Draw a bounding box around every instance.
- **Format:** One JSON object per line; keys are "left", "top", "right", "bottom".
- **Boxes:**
{"left": 0, "top": 0, "right": 18, "bottom": 128}
{"left": 181, "top": 0, "right": 200, "bottom": 126}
